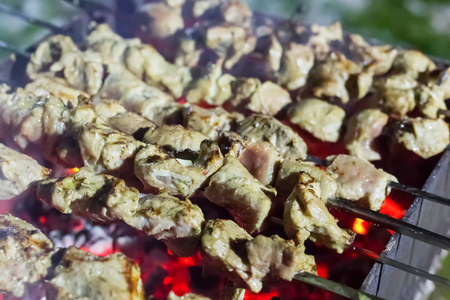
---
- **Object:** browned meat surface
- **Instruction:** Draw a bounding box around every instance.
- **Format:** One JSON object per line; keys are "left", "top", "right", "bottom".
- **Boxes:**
{"left": 239, "top": 141, "right": 282, "bottom": 186}
{"left": 288, "top": 99, "right": 345, "bottom": 142}
{"left": 143, "top": 125, "right": 208, "bottom": 152}
{"left": 135, "top": 140, "right": 223, "bottom": 197}
{"left": 278, "top": 43, "right": 314, "bottom": 90}
{"left": 204, "top": 157, "right": 275, "bottom": 234}
{"left": 25, "top": 77, "right": 89, "bottom": 103}
{"left": 393, "top": 118, "right": 450, "bottom": 159}
{"left": 344, "top": 109, "right": 388, "bottom": 161}
{"left": 37, "top": 167, "right": 204, "bottom": 257}
{"left": 236, "top": 115, "right": 307, "bottom": 161}
{"left": 275, "top": 160, "right": 337, "bottom": 200}
{"left": 284, "top": 173, "right": 355, "bottom": 253}
{"left": 0, "top": 143, "right": 50, "bottom": 200}
{"left": 0, "top": 214, "right": 53, "bottom": 297}
{"left": 326, "top": 155, "right": 398, "bottom": 211}
{"left": 201, "top": 219, "right": 316, "bottom": 293}
{"left": 46, "top": 247, "right": 144, "bottom": 300}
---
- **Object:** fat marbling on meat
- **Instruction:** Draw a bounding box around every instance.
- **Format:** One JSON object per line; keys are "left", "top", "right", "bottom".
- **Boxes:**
{"left": 326, "top": 154, "right": 398, "bottom": 211}
{"left": 0, "top": 214, "right": 53, "bottom": 297}
{"left": 204, "top": 157, "right": 275, "bottom": 234}
{"left": 0, "top": 143, "right": 50, "bottom": 200}
{"left": 236, "top": 114, "right": 307, "bottom": 161}
{"left": 288, "top": 98, "right": 345, "bottom": 142}
{"left": 284, "top": 173, "right": 355, "bottom": 253}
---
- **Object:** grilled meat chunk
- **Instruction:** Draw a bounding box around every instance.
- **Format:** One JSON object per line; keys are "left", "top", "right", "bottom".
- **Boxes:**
{"left": 99, "top": 66, "right": 179, "bottom": 126}
{"left": 93, "top": 100, "right": 128, "bottom": 119}
{"left": 46, "top": 247, "right": 144, "bottom": 300}
{"left": 309, "top": 51, "right": 360, "bottom": 103}
{"left": 415, "top": 83, "right": 446, "bottom": 119}
{"left": 284, "top": 173, "right": 355, "bottom": 253}
{"left": 278, "top": 43, "right": 314, "bottom": 90}
{"left": 239, "top": 141, "right": 282, "bottom": 186}
{"left": 109, "top": 112, "right": 157, "bottom": 136}
{"left": 143, "top": 125, "right": 208, "bottom": 152}
{"left": 205, "top": 25, "right": 256, "bottom": 69}
{"left": 186, "top": 59, "right": 236, "bottom": 105}
{"left": 183, "top": 105, "right": 238, "bottom": 140}
{"left": 135, "top": 140, "right": 223, "bottom": 197}
{"left": 201, "top": 219, "right": 316, "bottom": 293}
{"left": 246, "top": 235, "right": 316, "bottom": 288}
{"left": 37, "top": 167, "right": 140, "bottom": 223}
{"left": 78, "top": 122, "right": 146, "bottom": 173}
{"left": 326, "top": 155, "right": 398, "bottom": 211}
{"left": 306, "top": 22, "right": 343, "bottom": 58}
{"left": 236, "top": 114, "right": 307, "bottom": 161}
{"left": 218, "top": 131, "right": 247, "bottom": 157}
{"left": 27, "top": 35, "right": 104, "bottom": 95}
{"left": 344, "top": 109, "right": 389, "bottom": 161}
{"left": 25, "top": 78, "right": 89, "bottom": 102}
{"left": 88, "top": 24, "right": 191, "bottom": 97}
{"left": 393, "top": 118, "right": 450, "bottom": 159}
{"left": 275, "top": 160, "right": 337, "bottom": 199}
{"left": 372, "top": 74, "right": 417, "bottom": 118}
{"left": 0, "top": 143, "right": 50, "bottom": 200}
{"left": 392, "top": 50, "right": 436, "bottom": 78}
{"left": 37, "top": 168, "right": 204, "bottom": 257}
{"left": 204, "top": 157, "right": 275, "bottom": 234}
{"left": 288, "top": 99, "right": 345, "bottom": 142}
{"left": 139, "top": 2, "right": 184, "bottom": 38}
{"left": 220, "top": 0, "right": 253, "bottom": 28}
{"left": 0, "top": 214, "right": 53, "bottom": 297}
{"left": 230, "top": 79, "right": 291, "bottom": 116}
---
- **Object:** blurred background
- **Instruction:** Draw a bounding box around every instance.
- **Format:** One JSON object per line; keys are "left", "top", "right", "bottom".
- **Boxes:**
{"left": 0, "top": 0, "right": 450, "bottom": 298}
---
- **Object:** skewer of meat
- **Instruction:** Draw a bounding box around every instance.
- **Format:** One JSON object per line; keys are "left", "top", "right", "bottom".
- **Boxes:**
{"left": 0, "top": 214, "right": 144, "bottom": 299}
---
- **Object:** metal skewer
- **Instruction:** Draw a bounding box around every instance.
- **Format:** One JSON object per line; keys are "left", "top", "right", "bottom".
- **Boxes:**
{"left": 0, "top": 3, "right": 66, "bottom": 34}
{"left": 271, "top": 217, "right": 450, "bottom": 288}
{"left": 306, "top": 154, "right": 450, "bottom": 207}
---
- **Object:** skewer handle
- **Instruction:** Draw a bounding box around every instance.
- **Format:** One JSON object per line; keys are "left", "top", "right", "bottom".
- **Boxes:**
{"left": 327, "top": 197, "right": 450, "bottom": 250}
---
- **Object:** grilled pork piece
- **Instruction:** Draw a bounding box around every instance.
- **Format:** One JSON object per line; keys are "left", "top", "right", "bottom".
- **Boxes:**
{"left": 205, "top": 25, "right": 256, "bottom": 69}
{"left": 236, "top": 114, "right": 307, "bottom": 161}
{"left": 37, "top": 167, "right": 204, "bottom": 257}
{"left": 135, "top": 140, "right": 223, "bottom": 197}
{"left": 0, "top": 143, "right": 50, "bottom": 200}
{"left": 230, "top": 79, "right": 291, "bottom": 116}
{"left": 218, "top": 131, "right": 247, "bottom": 157}
{"left": 186, "top": 59, "right": 236, "bottom": 105}
{"left": 278, "top": 43, "right": 314, "bottom": 90}
{"left": 46, "top": 247, "right": 144, "bottom": 300}
{"left": 326, "top": 155, "right": 398, "bottom": 211}
{"left": 139, "top": 2, "right": 184, "bottom": 39}
{"left": 344, "top": 109, "right": 389, "bottom": 161}
{"left": 393, "top": 118, "right": 450, "bottom": 159}
{"left": 309, "top": 51, "right": 360, "bottom": 103}
{"left": 109, "top": 112, "right": 157, "bottom": 136}
{"left": 372, "top": 74, "right": 417, "bottom": 118}
{"left": 99, "top": 65, "right": 180, "bottom": 126}
{"left": 25, "top": 77, "right": 89, "bottom": 102}
{"left": 306, "top": 22, "right": 343, "bottom": 58}
{"left": 143, "top": 125, "right": 208, "bottom": 152}
{"left": 27, "top": 35, "right": 104, "bottom": 95}
{"left": 346, "top": 34, "right": 397, "bottom": 76}
{"left": 392, "top": 50, "right": 436, "bottom": 78}
{"left": 284, "top": 173, "right": 355, "bottom": 253}
{"left": 201, "top": 219, "right": 316, "bottom": 293}
{"left": 239, "top": 141, "right": 282, "bottom": 186}
{"left": 78, "top": 122, "right": 146, "bottom": 173}
{"left": 88, "top": 24, "right": 191, "bottom": 97}
{"left": 204, "top": 157, "right": 275, "bottom": 234}
{"left": 275, "top": 160, "right": 337, "bottom": 200}
{"left": 0, "top": 214, "right": 53, "bottom": 297}
{"left": 182, "top": 104, "right": 239, "bottom": 140}
{"left": 288, "top": 99, "right": 345, "bottom": 142}
{"left": 415, "top": 83, "right": 446, "bottom": 119}
{"left": 168, "top": 291, "right": 212, "bottom": 300}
